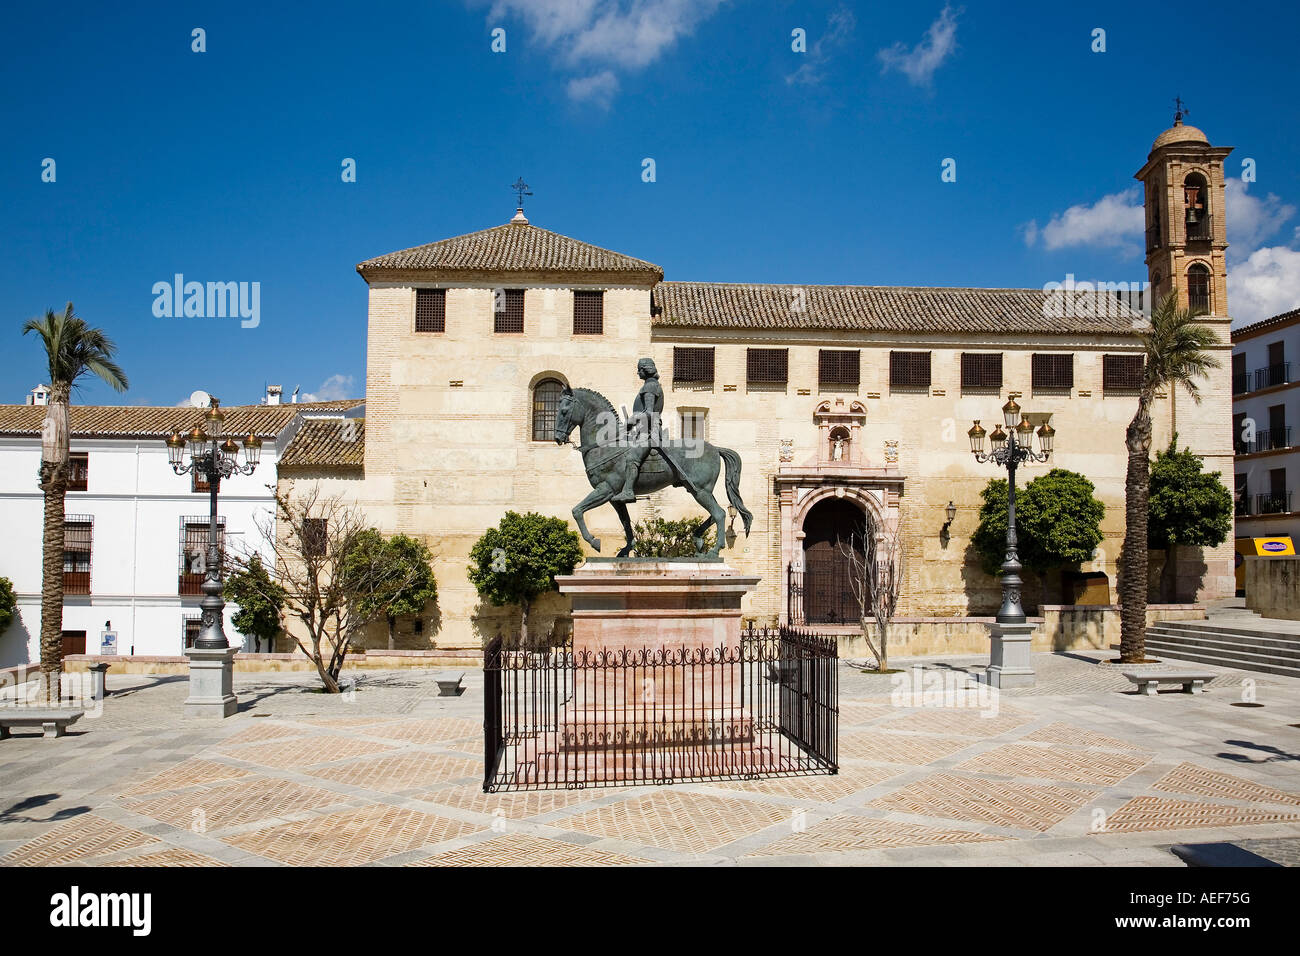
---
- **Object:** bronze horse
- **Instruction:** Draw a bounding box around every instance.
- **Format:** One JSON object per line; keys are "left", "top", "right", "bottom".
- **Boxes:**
{"left": 554, "top": 386, "right": 753, "bottom": 557}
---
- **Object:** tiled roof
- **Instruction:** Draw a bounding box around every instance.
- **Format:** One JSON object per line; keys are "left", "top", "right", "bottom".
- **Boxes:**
{"left": 278, "top": 418, "right": 365, "bottom": 471}
{"left": 0, "top": 400, "right": 364, "bottom": 439}
{"left": 1232, "top": 307, "right": 1300, "bottom": 343}
{"left": 651, "top": 282, "right": 1143, "bottom": 336}
{"left": 356, "top": 220, "right": 663, "bottom": 280}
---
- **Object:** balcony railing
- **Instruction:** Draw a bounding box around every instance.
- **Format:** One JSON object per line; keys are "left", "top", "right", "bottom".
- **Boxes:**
{"left": 1256, "top": 492, "right": 1293, "bottom": 515}
{"left": 1255, "top": 363, "right": 1291, "bottom": 390}
{"left": 1239, "top": 427, "right": 1292, "bottom": 454}
{"left": 63, "top": 570, "right": 90, "bottom": 594}
{"left": 1235, "top": 497, "right": 1252, "bottom": 517}
{"left": 1185, "top": 215, "right": 1213, "bottom": 242}
{"left": 1233, "top": 372, "right": 1251, "bottom": 395}
{"left": 1189, "top": 291, "right": 1211, "bottom": 314}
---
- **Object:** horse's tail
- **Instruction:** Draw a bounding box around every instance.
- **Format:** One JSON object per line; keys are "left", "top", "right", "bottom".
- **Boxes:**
{"left": 717, "top": 446, "right": 753, "bottom": 536}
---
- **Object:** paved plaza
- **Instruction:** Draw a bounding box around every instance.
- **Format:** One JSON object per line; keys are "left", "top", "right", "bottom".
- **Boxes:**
{"left": 1, "top": 651, "right": 1298, "bottom": 867}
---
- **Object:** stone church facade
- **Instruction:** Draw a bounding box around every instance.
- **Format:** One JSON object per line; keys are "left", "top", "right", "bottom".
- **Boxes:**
{"left": 292, "top": 118, "right": 1235, "bottom": 653}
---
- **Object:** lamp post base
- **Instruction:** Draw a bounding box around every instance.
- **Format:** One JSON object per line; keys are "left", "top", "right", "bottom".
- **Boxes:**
{"left": 986, "top": 621, "right": 1037, "bottom": 689}
{"left": 183, "top": 647, "right": 238, "bottom": 719}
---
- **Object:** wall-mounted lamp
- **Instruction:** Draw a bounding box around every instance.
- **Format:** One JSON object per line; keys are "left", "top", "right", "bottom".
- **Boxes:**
{"left": 940, "top": 500, "right": 957, "bottom": 542}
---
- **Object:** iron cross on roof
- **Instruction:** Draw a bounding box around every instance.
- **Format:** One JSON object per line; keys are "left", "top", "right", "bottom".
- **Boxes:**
{"left": 511, "top": 178, "right": 533, "bottom": 209}
{"left": 1173, "top": 96, "right": 1189, "bottom": 123}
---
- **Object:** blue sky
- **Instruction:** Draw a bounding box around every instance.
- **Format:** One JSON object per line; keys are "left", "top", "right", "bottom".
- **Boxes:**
{"left": 3, "top": 1, "right": 1298, "bottom": 407}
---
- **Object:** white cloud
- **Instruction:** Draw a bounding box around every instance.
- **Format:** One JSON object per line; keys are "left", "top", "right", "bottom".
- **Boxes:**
{"left": 1225, "top": 179, "right": 1295, "bottom": 254}
{"left": 567, "top": 70, "right": 619, "bottom": 108}
{"left": 301, "top": 374, "right": 357, "bottom": 403}
{"left": 1022, "top": 187, "right": 1143, "bottom": 253}
{"left": 786, "top": 6, "right": 856, "bottom": 87}
{"left": 1221, "top": 181, "right": 1300, "bottom": 325}
{"left": 1228, "top": 246, "right": 1300, "bottom": 326}
{"left": 877, "top": 4, "right": 959, "bottom": 87}
{"left": 483, "top": 0, "right": 726, "bottom": 105}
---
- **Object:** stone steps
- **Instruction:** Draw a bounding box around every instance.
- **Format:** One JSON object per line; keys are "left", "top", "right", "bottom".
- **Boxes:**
{"left": 1143, "top": 620, "right": 1300, "bottom": 679}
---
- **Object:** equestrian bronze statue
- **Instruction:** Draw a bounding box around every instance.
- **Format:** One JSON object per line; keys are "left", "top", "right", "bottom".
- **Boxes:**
{"left": 554, "top": 358, "right": 754, "bottom": 557}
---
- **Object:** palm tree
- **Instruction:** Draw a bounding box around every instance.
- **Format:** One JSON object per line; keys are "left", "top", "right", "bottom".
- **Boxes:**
{"left": 22, "top": 304, "right": 128, "bottom": 701}
{"left": 1117, "top": 291, "right": 1219, "bottom": 663}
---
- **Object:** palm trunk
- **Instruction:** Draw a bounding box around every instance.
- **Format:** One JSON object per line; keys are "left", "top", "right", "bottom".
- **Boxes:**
{"left": 38, "top": 387, "right": 70, "bottom": 703}
{"left": 38, "top": 470, "right": 67, "bottom": 702}
{"left": 1119, "top": 391, "right": 1154, "bottom": 662}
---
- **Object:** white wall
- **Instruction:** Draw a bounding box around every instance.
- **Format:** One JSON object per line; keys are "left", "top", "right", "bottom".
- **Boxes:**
{"left": 0, "top": 435, "right": 281, "bottom": 666}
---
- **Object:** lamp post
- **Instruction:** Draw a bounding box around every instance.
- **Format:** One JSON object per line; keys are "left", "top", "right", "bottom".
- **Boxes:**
{"left": 967, "top": 398, "right": 1056, "bottom": 688}
{"left": 164, "top": 399, "right": 262, "bottom": 717}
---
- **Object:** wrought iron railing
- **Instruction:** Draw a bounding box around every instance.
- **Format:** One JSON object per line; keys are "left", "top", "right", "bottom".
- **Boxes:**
{"left": 483, "top": 625, "right": 839, "bottom": 791}
{"left": 1232, "top": 372, "right": 1251, "bottom": 395}
{"left": 1256, "top": 492, "right": 1293, "bottom": 515}
{"left": 1239, "top": 427, "right": 1292, "bottom": 454}
{"left": 1235, "top": 497, "right": 1251, "bottom": 517}
{"left": 1255, "top": 363, "right": 1291, "bottom": 390}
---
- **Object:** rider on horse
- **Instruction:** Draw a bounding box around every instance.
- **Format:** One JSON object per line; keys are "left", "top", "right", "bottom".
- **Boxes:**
{"left": 612, "top": 358, "right": 698, "bottom": 503}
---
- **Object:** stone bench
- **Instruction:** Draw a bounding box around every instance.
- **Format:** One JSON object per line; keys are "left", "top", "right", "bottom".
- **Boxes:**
{"left": 1123, "top": 671, "right": 1217, "bottom": 696}
{"left": 437, "top": 674, "right": 465, "bottom": 697}
{"left": 0, "top": 709, "right": 85, "bottom": 738}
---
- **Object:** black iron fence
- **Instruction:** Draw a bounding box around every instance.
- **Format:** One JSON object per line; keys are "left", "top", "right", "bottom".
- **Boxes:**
{"left": 483, "top": 625, "right": 838, "bottom": 791}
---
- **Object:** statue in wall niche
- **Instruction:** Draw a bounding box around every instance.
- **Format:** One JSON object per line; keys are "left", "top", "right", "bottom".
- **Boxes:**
{"left": 554, "top": 358, "right": 754, "bottom": 557}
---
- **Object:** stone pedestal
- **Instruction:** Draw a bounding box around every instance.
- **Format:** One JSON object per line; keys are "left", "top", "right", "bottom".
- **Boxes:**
{"left": 86, "top": 662, "right": 110, "bottom": 702}
{"left": 528, "top": 558, "right": 763, "bottom": 783}
{"left": 986, "top": 621, "right": 1036, "bottom": 688}
{"left": 183, "top": 647, "right": 238, "bottom": 719}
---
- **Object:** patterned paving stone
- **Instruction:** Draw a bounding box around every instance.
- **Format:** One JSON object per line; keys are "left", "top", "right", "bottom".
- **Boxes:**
{"left": 410, "top": 834, "right": 648, "bottom": 866}
{"left": 562, "top": 789, "right": 791, "bottom": 854}
{"left": 224, "top": 803, "right": 482, "bottom": 865}
{"left": 1020, "top": 722, "right": 1151, "bottom": 752}
{"left": 220, "top": 722, "right": 309, "bottom": 746}
{"left": 305, "top": 752, "right": 481, "bottom": 791}
{"left": 870, "top": 772, "right": 1099, "bottom": 832}
{"left": 838, "top": 731, "right": 974, "bottom": 765}
{"left": 358, "top": 717, "right": 482, "bottom": 744}
{"left": 1152, "top": 762, "right": 1300, "bottom": 807}
{"left": 1099, "top": 796, "right": 1300, "bottom": 834}
{"left": 123, "top": 775, "right": 348, "bottom": 830}
{"left": 838, "top": 702, "right": 898, "bottom": 726}
{"left": 415, "top": 785, "right": 599, "bottom": 818}
{"left": 882, "top": 708, "right": 1034, "bottom": 738}
{"left": 747, "top": 814, "right": 1008, "bottom": 857}
{"left": 956, "top": 744, "right": 1152, "bottom": 786}
{"left": 121, "top": 758, "right": 257, "bottom": 796}
{"left": 217, "top": 734, "right": 398, "bottom": 769}
{"left": 1, "top": 814, "right": 156, "bottom": 867}
{"left": 712, "top": 765, "right": 904, "bottom": 801}
{"left": 103, "top": 847, "right": 228, "bottom": 867}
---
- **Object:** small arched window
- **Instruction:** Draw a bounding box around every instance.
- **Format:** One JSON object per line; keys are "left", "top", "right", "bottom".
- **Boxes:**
{"left": 1187, "top": 264, "right": 1212, "bottom": 314}
{"left": 1184, "top": 173, "right": 1210, "bottom": 241}
{"left": 532, "top": 378, "right": 565, "bottom": 441}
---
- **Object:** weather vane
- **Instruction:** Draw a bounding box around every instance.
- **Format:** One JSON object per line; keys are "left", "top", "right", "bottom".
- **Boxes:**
{"left": 511, "top": 177, "right": 533, "bottom": 209}
{"left": 1173, "top": 96, "right": 1188, "bottom": 123}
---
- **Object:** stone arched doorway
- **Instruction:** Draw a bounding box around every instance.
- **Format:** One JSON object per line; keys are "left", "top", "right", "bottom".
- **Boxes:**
{"left": 800, "top": 497, "right": 868, "bottom": 625}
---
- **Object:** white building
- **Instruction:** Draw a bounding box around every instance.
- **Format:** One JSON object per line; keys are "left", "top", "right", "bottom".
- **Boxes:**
{"left": 0, "top": 394, "right": 363, "bottom": 667}
{"left": 1233, "top": 307, "right": 1299, "bottom": 543}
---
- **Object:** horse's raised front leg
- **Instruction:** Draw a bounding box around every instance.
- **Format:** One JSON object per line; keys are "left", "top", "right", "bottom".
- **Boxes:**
{"left": 573, "top": 486, "right": 614, "bottom": 553}
{"left": 612, "top": 501, "right": 636, "bottom": 557}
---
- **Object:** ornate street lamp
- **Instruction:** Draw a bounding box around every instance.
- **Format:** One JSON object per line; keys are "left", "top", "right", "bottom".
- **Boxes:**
{"left": 967, "top": 398, "right": 1057, "bottom": 687}
{"left": 165, "top": 400, "right": 261, "bottom": 650}
{"left": 164, "top": 400, "right": 261, "bottom": 719}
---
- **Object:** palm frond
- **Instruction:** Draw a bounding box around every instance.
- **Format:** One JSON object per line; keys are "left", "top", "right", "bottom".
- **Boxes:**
{"left": 21, "top": 302, "right": 129, "bottom": 393}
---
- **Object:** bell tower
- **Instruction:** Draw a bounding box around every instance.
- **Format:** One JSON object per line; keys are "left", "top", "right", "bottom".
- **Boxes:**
{"left": 1135, "top": 104, "right": 1233, "bottom": 317}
